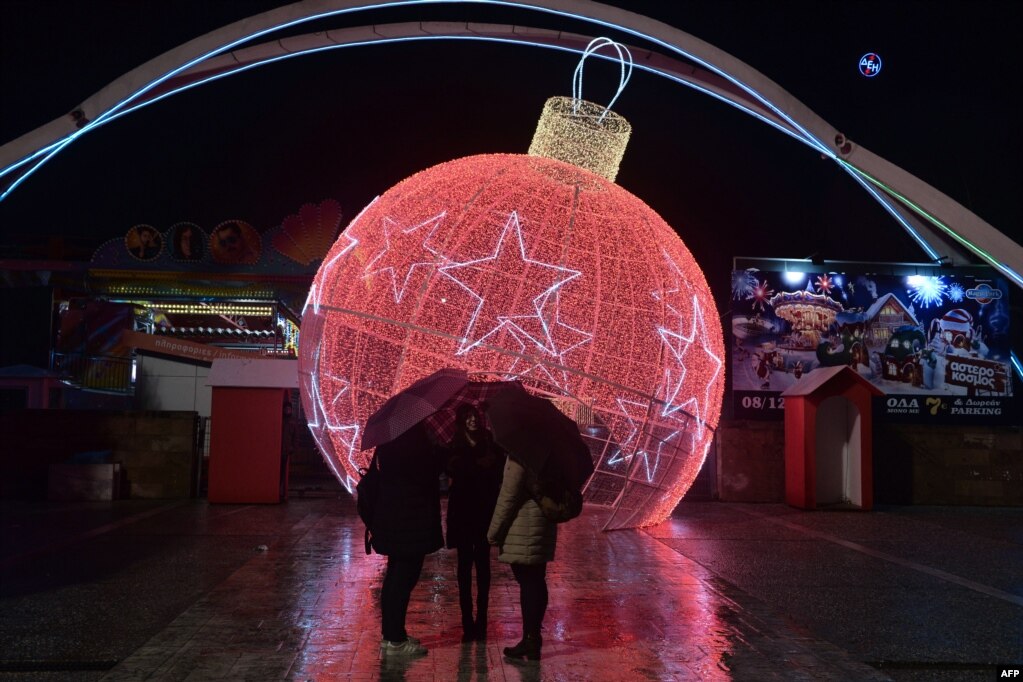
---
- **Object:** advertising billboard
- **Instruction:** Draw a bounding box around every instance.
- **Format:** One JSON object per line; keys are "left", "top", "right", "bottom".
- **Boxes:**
{"left": 730, "top": 260, "right": 1015, "bottom": 423}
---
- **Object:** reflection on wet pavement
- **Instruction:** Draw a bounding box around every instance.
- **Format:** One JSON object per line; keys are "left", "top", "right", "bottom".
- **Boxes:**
{"left": 2, "top": 497, "right": 1018, "bottom": 680}
{"left": 94, "top": 501, "right": 885, "bottom": 680}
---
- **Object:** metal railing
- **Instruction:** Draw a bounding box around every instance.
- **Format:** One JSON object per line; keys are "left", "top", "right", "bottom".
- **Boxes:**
{"left": 51, "top": 352, "right": 134, "bottom": 395}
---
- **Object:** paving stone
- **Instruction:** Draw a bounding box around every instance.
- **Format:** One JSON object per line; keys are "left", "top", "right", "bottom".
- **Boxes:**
{"left": 2, "top": 497, "right": 1020, "bottom": 680}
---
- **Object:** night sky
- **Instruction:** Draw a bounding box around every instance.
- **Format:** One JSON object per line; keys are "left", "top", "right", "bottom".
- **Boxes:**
{"left": 2, "top": 0, "right": 1021, "bottom": 303}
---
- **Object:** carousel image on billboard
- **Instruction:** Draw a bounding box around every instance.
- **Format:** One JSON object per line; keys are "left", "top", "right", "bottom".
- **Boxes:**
{"left": 730, "top": 263, "right": 1013, "bottom": 422}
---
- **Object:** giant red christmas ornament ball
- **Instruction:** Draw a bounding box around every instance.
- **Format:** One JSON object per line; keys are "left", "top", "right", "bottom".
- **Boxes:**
{"left": 298, "top": 150, "right": 724, "bottom": 529}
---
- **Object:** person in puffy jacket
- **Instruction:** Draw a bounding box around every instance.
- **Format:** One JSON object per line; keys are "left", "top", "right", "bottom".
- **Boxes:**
{"left": 371, "top": 422, "right": 444, "bottom": 657}
{"left": 487, "top": 454, "right": 556, "bottom": 662}
{"left": 445, "top": 404, "right": 504, "bottom": 642}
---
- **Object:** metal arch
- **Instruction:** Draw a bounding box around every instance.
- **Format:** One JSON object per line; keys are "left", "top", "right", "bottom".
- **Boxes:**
{"left": 1, "top": 0, "right": 1020, "bottom": 286}
{"left": 0, "top": 23, "right": 963, "bottom": 270}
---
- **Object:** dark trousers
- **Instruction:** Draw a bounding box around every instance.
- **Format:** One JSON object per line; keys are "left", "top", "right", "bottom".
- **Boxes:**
{"left": 510, "top": 562, "right": 548, "bottom": 635}
{"left": 455, "top": 540, "right": 492, "bottom": 624}
{"left": 381, "top": 554, "right": 425, "bottom": 643}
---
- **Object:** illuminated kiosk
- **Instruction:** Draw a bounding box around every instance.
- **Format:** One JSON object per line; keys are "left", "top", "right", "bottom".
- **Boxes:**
{"left": 207, "top": 358, "right": 297, "bottom": 503}
{"left": 780, "top": 366, "right": 882, "bottom": 510}
{"left": 41, "top": 202, "right": 337, "bottom": 407}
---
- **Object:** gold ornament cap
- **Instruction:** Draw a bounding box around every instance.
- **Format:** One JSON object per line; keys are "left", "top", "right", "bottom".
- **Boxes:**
{"left": 527, "top": 38, "right": 633, "bottom": 182}
{"left": 528, "top": 96, "right": 631, "bottom": 182}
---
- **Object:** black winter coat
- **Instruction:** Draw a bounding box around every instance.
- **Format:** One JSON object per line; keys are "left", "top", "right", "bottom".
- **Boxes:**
{"left": 369, "top": 424, "right": 444, "bottom": 557}
{"left": 444, "top": 432, "right": 504, "bottom": 549}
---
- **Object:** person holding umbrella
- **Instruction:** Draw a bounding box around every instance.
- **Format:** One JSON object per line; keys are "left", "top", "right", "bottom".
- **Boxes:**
{"left": 444, "top": 404, "right": 505, "bottom": 642}
{"left": 369, "top": 421, "right": 444, "bottom": 657}
{"left": 486, "top": 448, "right": 556, "bottom": 662}
{"left": 485, "top": 383, "right": 594, "bottom": 663}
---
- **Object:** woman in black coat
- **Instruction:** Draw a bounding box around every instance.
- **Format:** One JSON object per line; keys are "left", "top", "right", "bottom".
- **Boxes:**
{"left": 371, "top": 422, "right": 444, "bottom": 657}
{"left": 444, "top": 404, "right": 504, "bottom": 641}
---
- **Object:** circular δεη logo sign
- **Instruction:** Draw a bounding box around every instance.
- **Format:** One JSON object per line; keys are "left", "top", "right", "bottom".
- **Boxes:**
{"left": 858, "top": 53, "right": 882, "bottom": 77}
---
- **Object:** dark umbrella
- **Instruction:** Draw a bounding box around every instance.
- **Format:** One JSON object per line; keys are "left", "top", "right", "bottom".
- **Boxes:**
{"left": 360, "top": 367, "right": 468, "bottom": 450}
{"left": 484, "top": 382, "right": 594, "bottom": 489}
{"left": 421, "top": 379, "right": 518, "bottom": 445}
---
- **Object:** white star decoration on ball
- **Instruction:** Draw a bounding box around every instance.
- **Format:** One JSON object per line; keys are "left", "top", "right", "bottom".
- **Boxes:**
{"left": 303, "top": 346, "right": 360, "bottom": 491}
{"left": 653, "top": 250, "right": 723, "bottom": 436}
{"left": 439, "top": 211, "right": 584, "bottom": 356}
{"left": 304, "top": 223, "right": 359, "bottom": 318}
{"left": 363, "top": 212, "right": 447, "bottom": 304}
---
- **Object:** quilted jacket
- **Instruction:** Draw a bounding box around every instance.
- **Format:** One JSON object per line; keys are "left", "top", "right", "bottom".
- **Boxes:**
{"left": 487, "top": 458, "right": 556, "bottom": 564}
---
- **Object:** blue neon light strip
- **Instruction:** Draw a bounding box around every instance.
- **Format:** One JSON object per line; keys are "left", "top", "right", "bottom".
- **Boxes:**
{"left": 0, "top": 38, "right": 814, "bottom": 204}
{"left": 1, "top": 0, "right": 1009, "bottom": 285}
{"left": 1, "top": 1, "right": 833, "bottom": 192}
{"left": 6, "top": 3, "right": 1018, "bottom": 371}
{"left": 491, "top": 1, "right": 835, "bottom": 157}
{"left": 27, "top": 35, "right": 809, "bottom": 156}
{"left": 841, "top": 170, "right": 941, "bottom": 261}
{"left": 75, "top": 34, "right": 1014, "bottom": 305}
{"left": 838, "top": 161, "right": 1023, "bottom": 289}
{"left": 1011, "top": 351, "right": 1023, "bottom": 382}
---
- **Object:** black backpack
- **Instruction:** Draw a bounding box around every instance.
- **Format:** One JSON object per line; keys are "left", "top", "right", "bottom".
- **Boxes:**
{"left": 525, "top": 438, "right": 591, "bottom": 524}
{"left": 356, "top": 453, "right": 380, "bottom": 554}
{"left": 527, "top": 472, "right": 583, "bottom": 523}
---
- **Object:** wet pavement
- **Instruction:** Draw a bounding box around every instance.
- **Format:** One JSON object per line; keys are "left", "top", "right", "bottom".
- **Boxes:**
{"left": 1, "top": 489, "right": 1020, "bottom": 681}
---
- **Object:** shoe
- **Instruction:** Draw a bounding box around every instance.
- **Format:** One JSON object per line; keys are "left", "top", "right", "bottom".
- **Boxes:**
{"left": 380, "top": 635, "right": 420, "bottom": 648}
{"left": 502, "top": 633, "right": 541, "bottom": 661}
{"left": 461, "top": 616, "right": 475, "bottom": 643}
{"left": 381, "top": 638, "right": 427, "bottom": 656}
